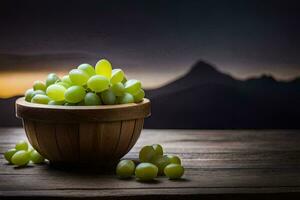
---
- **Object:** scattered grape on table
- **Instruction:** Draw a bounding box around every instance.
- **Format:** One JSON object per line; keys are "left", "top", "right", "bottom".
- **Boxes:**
{"left": 24, "top": 59, "right": 145, "bottom": 105}
{"left": 116, "top": 144, "right": 185, "bottom": 181}
{"left": 4, "top": 140, "right": 45, "bottom": 167}
{"left": 4, "top": 142, "right": 185, "bottom": 181}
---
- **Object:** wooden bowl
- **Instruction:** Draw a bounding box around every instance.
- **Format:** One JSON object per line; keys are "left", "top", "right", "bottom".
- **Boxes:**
{"left": 16, "top": 97, "right": 151, "bottom": 166}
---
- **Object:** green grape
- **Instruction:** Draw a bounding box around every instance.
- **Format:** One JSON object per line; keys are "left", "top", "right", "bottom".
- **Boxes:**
{"left": 26, "top": 89, "right": 44, "bottom": 103}
{"left": 111, "top": 69, "right": 124, "bottom": 84}
{"left": 166, "top": 155, "right": 181, "bottom": 165}
{"left": 76, "top": 99, "right": 87, "bottom": 106}
{"left": 139, "top": 145, "right": 156, "bottom": 162}
{"left": 4, "top": 148, "right": 17, "bottom": 163}
{"left": 69, "top": 69, "right": 89, "bottom": 86}
{"left": 48, "top": 100, "right": 65, "bottom": 105}
{"left": 135, "top": 163, "right": 158, "bottom": 181}
{"left": 152, "top": 144, "right": 163, "bottom": 156}
{"left": 56, "top": 81, "right": 71, "bottom": 89}
{"left": 164, "top": 164, "right": 184, "bottom": 179}
{"left": 116, "top": 160, "right": 135, "bottom": 178}
{"left": 64, "top": 86, "right": 86, "bottom": 103}
{"left": 87, "top": 75, "right": 109, "bottom": 92}
{"left": 33, "top": 80, "right": 46, "bottom": 91}
{"left": 25, "top": 88, "right": 34, "bottom": 102}
{"left": 85, "top": 87, "right": 92, "bottom": 93}
{"left": 31, "top": 94, "right": 51, "bottom": 104}
{"left": 31, "top": 90, "right": 46, "bottom": 97}
{"left": 28, "top": 147, "right": 34, "bottom": 154}
{"left": 64, "top": 102, "right": 77, "bottom": 106}
{"left": 78, "top": 63, "right": 96, "bottom": 77}
{"left": 46, "top": 73, "right": 60, "bottom": 87}
{"left": 95, "top": 59, "right": 112, "bottom": 79}
{"left": 121, "top": 76, "right": 127, "bottom": 84}
{"left": 62, "top": 75, "right": 73, "bottom": 85}
{"left": 117, "top": 93, "right": 134, "bottom": 104}
{"left": 30, "top": 150, "right": 45, "bottom": 164}
{"left": 100, "top": 89, "right": 116, "bottom": 105}
{"left": 11, "top": 150, "right": 30, "bottom": 167}
{"left": 151, "top": 155, "right": 170, "bottom": 175}
{"left": 46, "top": 84, "right": 66, "bottom": 101}
{"left": 15, "top": 140, "right": 28, "bottom": 151}
{"left": 111, "top": 82, "right": 125, "bottom": 97}
{"left": 124, "top": 79, "right": 142, "bottom": 94}
{"left": 84, "top": 92, "right": 101, "bottom": 105}
{"left": 133, "top": 89, "right": 145, "bottom": 103}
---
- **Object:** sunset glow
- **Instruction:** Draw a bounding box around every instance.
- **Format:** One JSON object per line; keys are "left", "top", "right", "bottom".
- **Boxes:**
{"left": 0, "top": 70, "right": 186, "bottom": 98}
{"left": 0, "top": 71, "right": 66, "bottom": 98}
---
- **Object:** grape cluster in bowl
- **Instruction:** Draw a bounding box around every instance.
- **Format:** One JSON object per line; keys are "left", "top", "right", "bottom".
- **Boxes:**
{"left": 24, "top": 59, "right": 145, "bottom": 106}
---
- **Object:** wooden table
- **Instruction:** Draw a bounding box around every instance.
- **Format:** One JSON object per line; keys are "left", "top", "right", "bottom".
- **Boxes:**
{"left": 1, "top": 128, "right": 300, "bottom": 199}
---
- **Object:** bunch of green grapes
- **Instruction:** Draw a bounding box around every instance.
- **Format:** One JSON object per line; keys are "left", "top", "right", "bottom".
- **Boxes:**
{"left": 4, "top": 140, "right": 45, "bottom": 167}
{"left": 116, "top": 144, "right": 184, "bottom": 181}
{"left": 25, "top": 59, "right": 145, "bottom": 106}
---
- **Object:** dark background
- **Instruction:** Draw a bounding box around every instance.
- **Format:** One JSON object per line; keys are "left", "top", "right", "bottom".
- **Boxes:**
{"left": 0, "top": 0, "right": 300, "bottom": 128}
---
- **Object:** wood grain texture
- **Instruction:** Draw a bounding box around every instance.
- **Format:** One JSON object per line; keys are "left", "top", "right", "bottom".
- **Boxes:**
{"left": 127, "top": 119, "right": 144, "bottom": 152}
{"left": 114, "top": 120, "right": 136, "bottom": 158}
{"left": 100, "top": 121, "right": 122, "bottom": 159}
{"left": 55, "top": 123, "right": 79, "bottom": 163}
{"left": 1, "top": 128, "right": 300, "bottom": 199}
{"left": 23, "top": 120, "right": 43, "bottom": 155}
{"left": 35, "top": 122, "right": 62, "bottom": 162}
{"left": 79, "top": 122, "right": 98, "bottom": 163}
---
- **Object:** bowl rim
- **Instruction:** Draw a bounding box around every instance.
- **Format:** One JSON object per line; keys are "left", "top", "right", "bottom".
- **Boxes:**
{"left": 16, "top": 97, "right": 150, "bottom": 110}
{"left": 16, "top": 97, "right": 151, "bottom": 122}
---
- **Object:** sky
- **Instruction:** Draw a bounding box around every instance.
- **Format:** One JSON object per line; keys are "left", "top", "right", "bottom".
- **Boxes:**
{"left": 0, "top": 0, "right": 300, "bottom": 97}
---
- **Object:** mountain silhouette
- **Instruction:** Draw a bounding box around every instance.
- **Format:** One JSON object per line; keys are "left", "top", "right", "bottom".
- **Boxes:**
{"left": 144, "top": 60, "right": 300, "bottom": 129}
{"left": 1, "top": 60, "right": 300, "bottom": 128}
{"left": 147, "top": 61, "right": 237, "bottom": 98}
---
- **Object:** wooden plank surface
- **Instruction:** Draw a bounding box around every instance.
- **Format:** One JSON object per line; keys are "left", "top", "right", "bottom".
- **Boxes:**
{"left": 1, "top": 128, "right": 300, "bottom": 199}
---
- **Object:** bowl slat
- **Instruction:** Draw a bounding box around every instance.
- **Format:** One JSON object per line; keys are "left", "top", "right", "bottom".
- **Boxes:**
{"left": 113, "top": 119, "right": 136, "bottom": 158}
{"left": 35, "top": 122, "right": 62, "bottom": 162}
{"left": 79, "top": 122, "right": 99, "bottom": 163}
{"left": 56, "top": 123, "right": 80, "bottom": 163}
{"left": 127, "top": 118, "right": 144, "bottom": 152}
{"left": 99, "top": 121, "right": 122, "bottom": 159}
{"left": 23, "top": 119, "right": 46, "bottom": 157}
